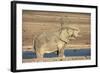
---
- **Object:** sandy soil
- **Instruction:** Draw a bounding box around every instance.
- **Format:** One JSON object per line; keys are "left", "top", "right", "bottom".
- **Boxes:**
{"left": 22, "top": 56, "right": 90, "bottom": 63}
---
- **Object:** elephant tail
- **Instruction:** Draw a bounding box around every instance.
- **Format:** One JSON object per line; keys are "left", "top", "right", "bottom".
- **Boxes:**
{"left": 32, "top": 39, "right": 36, "bottom": 53}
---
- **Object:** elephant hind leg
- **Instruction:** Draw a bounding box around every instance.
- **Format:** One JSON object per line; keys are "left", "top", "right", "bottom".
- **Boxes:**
{"left": 36, "top": 51, "right": 44, "bottom": 58}
{"left": 36, "top": 49, "right": 44, "bottom": 62}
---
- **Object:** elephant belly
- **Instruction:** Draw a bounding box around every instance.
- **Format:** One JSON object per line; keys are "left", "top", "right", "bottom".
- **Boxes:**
{"left": 40, "top": 42, "right": 58, "bottom": 54}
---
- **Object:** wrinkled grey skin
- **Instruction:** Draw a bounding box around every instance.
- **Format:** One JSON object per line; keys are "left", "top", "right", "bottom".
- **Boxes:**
{"left": 33, "top": 27, "right": 80, "bottom": 59}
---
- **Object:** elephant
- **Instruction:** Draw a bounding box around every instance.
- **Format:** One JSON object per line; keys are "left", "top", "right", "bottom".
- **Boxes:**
{"left": 32, "top": 25, "right": 80, "bottom": 60}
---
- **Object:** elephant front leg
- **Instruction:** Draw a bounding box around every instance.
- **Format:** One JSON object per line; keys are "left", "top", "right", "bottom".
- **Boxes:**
{"left": 57, "top": 42, "right": 65, "bottom": 57}
{"left": 57, "top": 43, "right": 65, "bottom": 61}
{"left": 36, "top": 50, "right": 44, "bottom": 62}
{"left": 58, "top": 48, "right": 65, "bottom": 58}
{"left": 58, "top": 48, "right": 65, "bottom": 61}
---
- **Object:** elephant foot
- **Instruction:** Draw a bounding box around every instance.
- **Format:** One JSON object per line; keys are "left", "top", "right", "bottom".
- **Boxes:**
{"left": 59, "top": 56, "right": 65, "bottom": 61}
{"left": 36, "top": 57, "right": 44, "bottom": 62}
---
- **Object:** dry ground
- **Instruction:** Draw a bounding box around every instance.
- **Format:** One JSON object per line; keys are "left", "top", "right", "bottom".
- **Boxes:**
{"left": 22, "top": 56, "right": 90, "bottom": 63}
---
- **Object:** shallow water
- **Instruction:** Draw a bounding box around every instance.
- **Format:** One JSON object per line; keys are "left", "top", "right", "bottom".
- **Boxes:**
{"left": 23, "top": 49, "right": 91, "bottom": 59}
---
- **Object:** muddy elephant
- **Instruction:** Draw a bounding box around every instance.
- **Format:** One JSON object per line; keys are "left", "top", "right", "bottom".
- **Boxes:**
{"left": 32, "top": 26, "right": 80, "bottom": 59}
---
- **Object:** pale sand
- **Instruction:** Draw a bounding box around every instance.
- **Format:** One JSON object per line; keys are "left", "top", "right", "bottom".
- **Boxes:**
{"left": 22, "top": 56, "right": 90, "bottom": 63}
